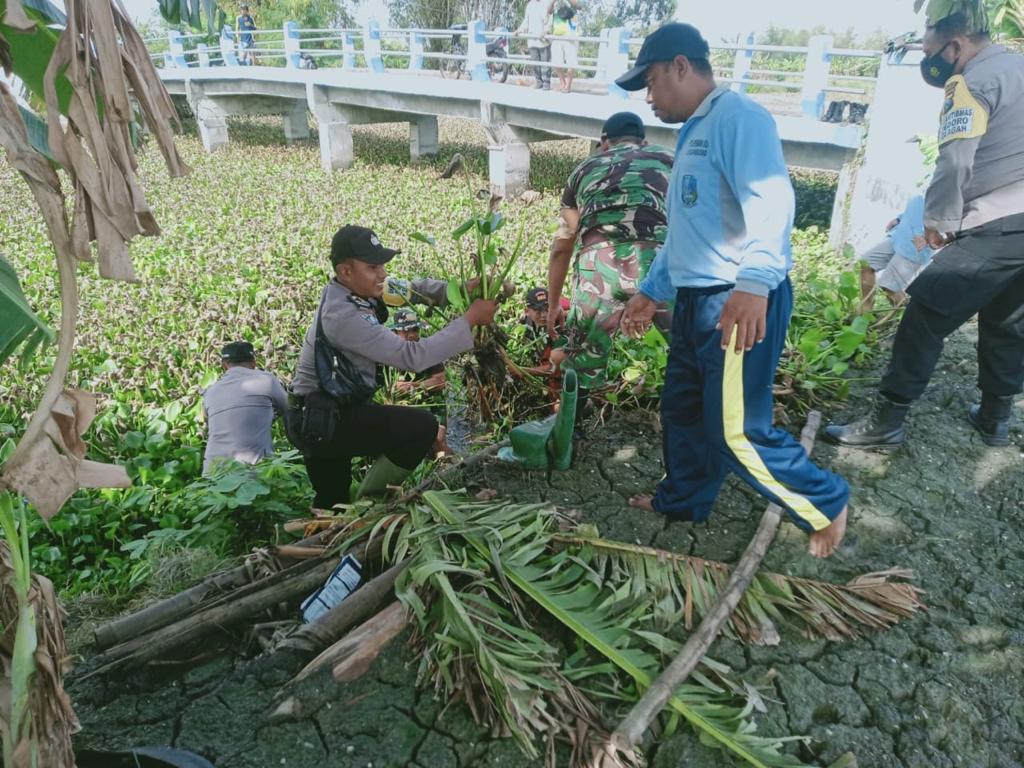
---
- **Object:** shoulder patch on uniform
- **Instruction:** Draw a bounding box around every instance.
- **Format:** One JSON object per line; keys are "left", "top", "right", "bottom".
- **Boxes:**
{"left": 938, "top": 75, "right": 989, "bottom": 145}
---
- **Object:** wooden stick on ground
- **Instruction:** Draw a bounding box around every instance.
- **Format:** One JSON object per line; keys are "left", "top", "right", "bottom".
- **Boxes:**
{"left": 610, "top": 411, "right": 823, "bottom": 751}
{"left": 275, "top": 559, "right": 408, "bottom": 662}
{"left": 295, "top": 600, "right": 408, "bottom": 683}
{"left": 391, "top": 439, "right": 509, "bottom": 507}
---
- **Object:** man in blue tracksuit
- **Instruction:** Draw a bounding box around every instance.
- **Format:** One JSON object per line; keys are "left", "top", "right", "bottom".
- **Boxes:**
{"left": 617, "top": 23, "right": 850, "bottom": 558}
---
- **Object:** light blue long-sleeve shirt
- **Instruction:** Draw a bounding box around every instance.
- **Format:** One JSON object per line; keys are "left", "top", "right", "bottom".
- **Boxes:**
{"left": 639, "top": 87, "right": 795, "bottom": 302}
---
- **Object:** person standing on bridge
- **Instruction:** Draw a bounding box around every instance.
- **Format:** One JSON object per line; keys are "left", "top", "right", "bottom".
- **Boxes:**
{"left": 518, "top": 0, "right": 552, "bottom": 90}
{"left": 826, "top": 2, "right": 1024, "bottom": 449}
{"left": 236, "top": 4, "right": 257, "bottom": 66}
{"left": 549, "top": 0, "right": 582, "bottom": 93}
{"left": 617, "top": 23, "right": 850, "bottom": 558}
{"left": 546, "top": 111, "right": 674, "bottom": 422}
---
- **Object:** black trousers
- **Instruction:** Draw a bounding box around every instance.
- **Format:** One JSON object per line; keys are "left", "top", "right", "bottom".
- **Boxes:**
{"left": 287, "top": 401, "right": 437, "bottom": 509}
{"left": 881, "top": 214, "right": 1024, "bottom": 403}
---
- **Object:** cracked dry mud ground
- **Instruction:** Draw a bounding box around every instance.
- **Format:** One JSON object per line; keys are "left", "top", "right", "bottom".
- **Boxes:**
{"left": 69, "top": 325, "right": 1024, "bottom": 768}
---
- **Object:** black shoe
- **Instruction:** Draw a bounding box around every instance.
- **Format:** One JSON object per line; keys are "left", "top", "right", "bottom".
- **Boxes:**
{"left": 848, "top": 102, "right": 868, "bottom": 124}
{"left": 823, "top": 100, "right": 844, "bottom": 123}
{"left": 968, "top": 393, "right": 1014, "bottom": 446}
{"left": 824, "top": 396, "right": 910, "bottom": 448}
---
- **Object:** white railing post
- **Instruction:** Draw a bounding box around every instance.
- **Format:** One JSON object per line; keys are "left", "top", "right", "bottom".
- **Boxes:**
{"left": 284, "top": 21, "right": 300, "bottom": 68}
{"left": 409, "top": 30, "right": 424, "bottom": 71}
{"left": 197, "top": 42, "right": 210, "bottom": 67}
{"left": 342, "top": 30, "right": 356, "bottom": 69}
{"left": 801, "top": 34, "right": 833, "bottom": 119}
{"left": 365, "top": 19, "right": 384, "bottom": 73}
{"left": 468, "top": 19, "right": 488, "bottom": 82}
{"left": 602, "top": 27, "right": 630, "bottom": 98}
{"left": 220, "top": 25, "right": 239, "bottom": 66}
{"left": 731, "top": 32, "right": 754, "bottom": 93}
{"left": 168, "top": 31, "right": 187, "bottom": 68}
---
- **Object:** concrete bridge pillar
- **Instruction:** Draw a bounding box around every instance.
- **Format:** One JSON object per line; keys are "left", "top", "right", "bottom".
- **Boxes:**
{"left": 309, "top": 86, "right": 353, "bottom": 171}
{"left": 831, "top": 50, "right": 942, "bottom": 254}
{"left": 410, "top": 116, "right": 438, "bottom": 163}
{"left": 187, "top": 83, "right": 229, "bottom": 152}
{"left": 283, "top": 103, "right": 310, "bottom": 142}
{"left": 481, "top": 103, "right": 530, "bottom": 197}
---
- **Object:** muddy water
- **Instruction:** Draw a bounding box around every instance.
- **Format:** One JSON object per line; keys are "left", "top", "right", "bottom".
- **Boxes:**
{"left": 69, "top": 327, "right": 1024, "bottom": 767}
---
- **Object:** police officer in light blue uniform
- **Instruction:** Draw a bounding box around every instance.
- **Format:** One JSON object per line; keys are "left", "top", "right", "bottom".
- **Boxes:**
{"left": 618, "top": 23, "right": 850, "bottom": 559}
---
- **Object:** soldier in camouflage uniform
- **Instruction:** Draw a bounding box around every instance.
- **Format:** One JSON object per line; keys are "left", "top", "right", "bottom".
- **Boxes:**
{"left": 547, "top": 111, "right": 674, "bottom": 403}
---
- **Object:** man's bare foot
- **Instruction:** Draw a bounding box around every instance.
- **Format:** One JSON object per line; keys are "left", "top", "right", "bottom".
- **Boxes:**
{"left": 432, "top": 425, "right": 451, "bottom": 457}
{"left": 628, "top": 495, "right": 655, "bottom": 512}
{"left": 808, "top": 506, "right": 848, "bottom": 558}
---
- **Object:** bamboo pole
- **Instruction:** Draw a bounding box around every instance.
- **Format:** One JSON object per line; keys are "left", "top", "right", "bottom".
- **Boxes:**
{"left": 610, "top": 411, "right": 823, "bottom": 750}
{"left": 295, "top": 599, "right": 408, "bottom": 682}
{"left": 93, "top": 566, "right": 252, "bottom": 651}
{"left": 82, "top": 550, "right": 358, "bottom": 679}
{"left": 93, "top": 529, "right": 340, "bottom": 650}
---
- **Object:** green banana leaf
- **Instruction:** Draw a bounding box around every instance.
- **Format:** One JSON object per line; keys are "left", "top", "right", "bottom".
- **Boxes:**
{"left": 0, "top": 254, "right": 53, "bottom": 369}
{"left": 157, "top": 0, "right": 226, "bottom": 35}
{"left": 0, "top": 0, "right": 72, "bottom": 114}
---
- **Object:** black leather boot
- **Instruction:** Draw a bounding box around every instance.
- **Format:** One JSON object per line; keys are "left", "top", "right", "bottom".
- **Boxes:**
{"left": 824, "top": 396, "right": 910, "bottom": 448}
{"left": 968, "top": 393, "right": 1014, "bottom": 446}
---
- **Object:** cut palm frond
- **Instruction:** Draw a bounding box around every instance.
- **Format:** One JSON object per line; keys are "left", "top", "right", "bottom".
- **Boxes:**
{"left": 554, "top": 533, "right": 926, "bottom": 643}
{"left": 395, "top": 502, "right": 641, "bottom": 768}
{"left": 342, "top": 492, "right": 924, "bottom": 767}
{"left": 422, "top": 491, "right": 811, "bottom": 768}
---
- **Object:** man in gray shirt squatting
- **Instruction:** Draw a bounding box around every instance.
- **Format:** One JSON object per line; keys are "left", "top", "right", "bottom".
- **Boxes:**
{"left": 288, "top": 225, "right": 498, "bottom": 509}
{"left": 202, "top": 341, "right": 288, "bottom": 474}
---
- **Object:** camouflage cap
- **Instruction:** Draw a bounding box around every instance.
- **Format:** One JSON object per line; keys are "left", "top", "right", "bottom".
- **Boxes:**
{"left": 390, "top": 308, "right": 423, "bottom": 331}
{"left": 917, "top": 0, "right": 989, "bottom": 33}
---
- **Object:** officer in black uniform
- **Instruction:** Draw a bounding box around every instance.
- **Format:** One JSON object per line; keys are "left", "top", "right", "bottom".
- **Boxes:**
{"left": 287, "top": 225, "right": 497, "bottom": 508}
{"left": 827, "top": 3, "right": 1024, "bottom": 448}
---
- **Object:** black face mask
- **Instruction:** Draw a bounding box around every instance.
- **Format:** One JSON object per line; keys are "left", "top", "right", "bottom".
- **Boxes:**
{"left": 920, "top": 41, "right": 959, "bottom": 88}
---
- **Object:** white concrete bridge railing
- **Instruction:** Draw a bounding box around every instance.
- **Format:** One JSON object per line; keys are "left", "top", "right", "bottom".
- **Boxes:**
{"left": 146, "top": 23, "right": 936, "bottom": 247}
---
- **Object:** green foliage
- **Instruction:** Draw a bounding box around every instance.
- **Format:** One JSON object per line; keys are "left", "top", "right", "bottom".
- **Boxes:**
{"left": 989, "top": 0, "right": 1024, "bottom": 36}
{"left": 791, "top": 170, "right": 839, "bottom": 231}
{"left": 0, "top": 0, "right": 73, "bottom": 113}
{"left": 23, "top": 450, "right": 309, "bottom": 598}
{"left": 0, "top": 255, "right": 52, "bottom": 370}
{"left": 780, "top": 230, "right": 879, "bottom": 414}
{"left": 120, "top": 452, "right": 310, "bottom": 587}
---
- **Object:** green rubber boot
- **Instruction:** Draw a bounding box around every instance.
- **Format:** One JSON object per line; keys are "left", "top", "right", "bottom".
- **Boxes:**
{"left": 497, "top": 370, "right": 578, "bottom": 470}
{"left": 547, "top": 369, "right": 578, "bottom": 471}
{"left": 355, "top": 455, "right": 413, "bottom": 499}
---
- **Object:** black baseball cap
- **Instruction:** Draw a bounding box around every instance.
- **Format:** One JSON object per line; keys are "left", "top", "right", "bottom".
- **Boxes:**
{"left": 615, "top": 23, "right": 710, "bottom": 92}
{"left": 526, "top": 287, "right": 549, "bottom": 310}
{"left": 330, "top": 225, "right": 399, "bottom": 267}
{"left": 220, "top": 340, "right": 255, "bottom": 363}
{"left": 601, "top": 111, "right": 645, "bottom": 140}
